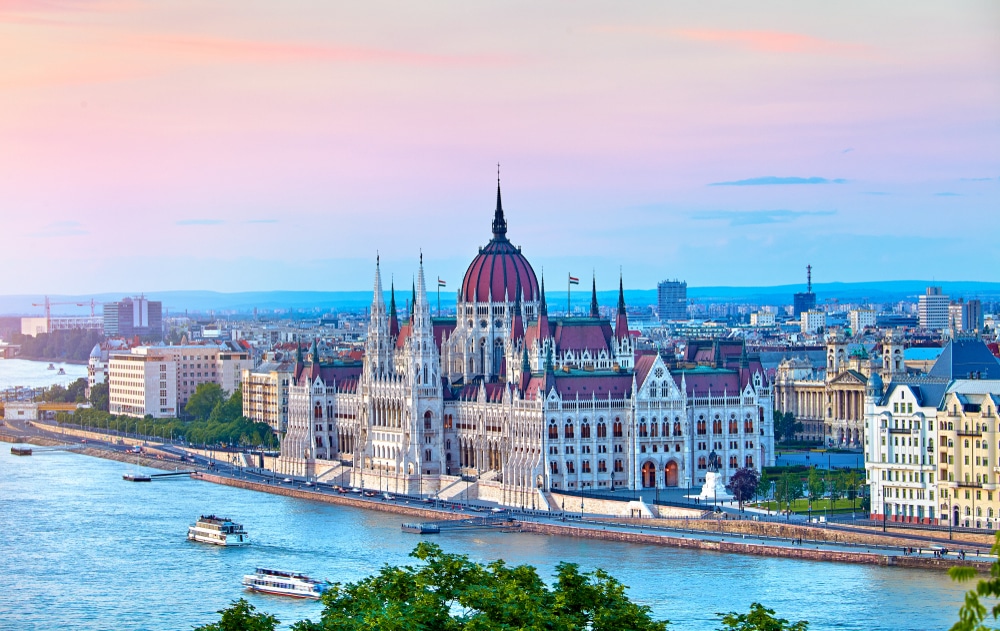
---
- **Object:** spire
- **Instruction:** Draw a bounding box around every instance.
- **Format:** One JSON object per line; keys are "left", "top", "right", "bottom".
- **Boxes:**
{"left": 539, "top": 275, "right": 548, "bottom": 316}
{"left": 590, "top": 275, "right": 599, "bottom": 318}
{"left": 511, "top": 278, "right": 524, "bottom": 341}
{"left": 492, "top": 165, "right": 507, "bottom": 241}
{"left": 311, "top": 338, "right": 319, "bottom": 364}
{"left": 296, "top": 341, "right": 303, "bottom": 364}
{"left": 389, "top": 281, "right": 400, "bottom": 338}
{"left": 740, "top": 341, "right": 749, "bottom": 369}
{"left": 615, "top": 273, "right": 629, "bottom": 341}
{"left": 411, "top": 280, "right": 416, "bottom": 317}
{"left": 521, "top": 344, "right": 530, "bottom": 373}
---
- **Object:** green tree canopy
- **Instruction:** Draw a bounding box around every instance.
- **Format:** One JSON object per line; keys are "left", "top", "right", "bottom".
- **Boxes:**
{"left": 194, "top": 598, "right": 278, "bottom": 631}
{"left": 291, "top": 542, "right": 669, "bottom": 631}
{"left": 774, "top": 412, "right": 803, "bottom": 444}
{"left": 89, "top": 382, "right": 109, "bottom": 412}
{"left": 950, "top": 533, "right": 1000, "bottom": 630}
{"left": 718, "top": 603, "right": 808, "bottom": 631}
{"left": 185, "top": 382, "right": 224, "bottom": 421}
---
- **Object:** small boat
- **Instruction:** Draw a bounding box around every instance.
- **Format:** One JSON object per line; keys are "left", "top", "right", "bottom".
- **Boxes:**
{"left": 242, "top": 567, "right": 329, "bottom": 599}
{"left": 401, "top": 522, "right": 440, "bottom": 534}
{"left": 123, "top": 473, "right": 151, "bottom": 482}
{"left": 47, "top": 363, "right": 55, "bottom": 370}
{"left": 10, "top": 446, "right": 32, "bottom": 456}
{"left": 57, "top": 367, "right": 66, "bottom": 375}
{"left": 187, "top": 515, "right": 250, "bottom": 546}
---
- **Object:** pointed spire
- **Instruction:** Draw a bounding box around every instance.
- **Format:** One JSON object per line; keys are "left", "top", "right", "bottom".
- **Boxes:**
{"left": 740, "top": 341, "right": 749, "bottom": 369}
{"left": 389, "top": 281, "right": 400, "bottom": 338}
{"left": 296, "top": 340, "right": 303, "bottom": 364}
{"left": 311, "top": 338, "right": 319, "bottom": 364}
{"left": 411, "top": 280, "right": 416, "bottom": 317}
{"left": 372, "top": 254, "right": 385, "bottom": 310}
{"left": 511, "top": 278, "right": 524, "bottom": 341}
{"left": 615, "top": 273, "right": 629, "bottom": 341}
{"left": 590, "top": 275, "right": 599, "bottom": 318}
{"left": 521, "top": 344, "right": 531, "bottom": 373}
{"left": 492, "top": 164, "right": 507, "bottom": 241}
{"left": 539, "top": 275, "right": 548, "bottom": 316}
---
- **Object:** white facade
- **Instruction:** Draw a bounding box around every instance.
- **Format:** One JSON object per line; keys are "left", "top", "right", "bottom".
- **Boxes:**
{"left": 750, "top": 311, "right": 775, "bottom": 327}
{"left": 849, "top": 309, "right": 876, "bottom": 333}
{"left": 918, "top": 287, "right": 950, "bottom": 330}
{"left": 800, "top": 310, "right": 825, "bottom": 334}
{"left": 108, "top": 351, "right": 178, "bottom": 418}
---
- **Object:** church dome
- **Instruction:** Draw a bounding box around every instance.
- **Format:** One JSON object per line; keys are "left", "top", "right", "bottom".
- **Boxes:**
{"left": 460, "top": 185, "right": 539, "bottom": 304}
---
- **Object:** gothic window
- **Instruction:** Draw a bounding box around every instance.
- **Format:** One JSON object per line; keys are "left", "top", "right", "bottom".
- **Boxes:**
{"left": 597, "top": 422, "right": 607, "bottom": 438}
{"left": 613, "top": 419, "right": 623, "bottom": 438}
{"left": 713, "top": 420, "right": 723, "bottom": 434}
{"left": 729, "top": 455, "right": 738, "bottom": 468}
{"left": 566, "top": 461, "right": 575, "bottom": 474}
{"left": 745, "top": 418, "right": 754, "bottom": 433}
{"left": 639, "top": 421, "right": 647, "bottom": 438}
{"left": 673, "top": 422, "right": 682, "bottom": 437}
{"left": 614, "top": 459, "right": 624, "bottom": 472}
{"left": 314, "top": 403, "right": 322, "bottom": 419}
{"left": 565, "top": 422, "right": 575, "bottom": 439}
{"left": 550, "top": 461, "right": 558, "bottom": 474}
{"left": 598, "top": 460, "right": 607, "bottom": 472}
{"left": 424, "top": 411, "right": 433, "bottom": 430}
{"left": 697, "top": 456, "right": 707, "bottom": 470}
{"left": 651, "top": 418, "right": 658, "bottom": 437}
{"left": 729, "top": 420, "right": 738, "bottom": 434}
{"left": 582, "top": 460, "right": 591, "bottom": 473}
{"left": 548, "top": 422, "right": 558, "bottom": 440}
{"left": 697, "top": 420, "right": 706, "bottom": 435}
{"left": 581, "top": 422, "right": 591, "bottom": 439}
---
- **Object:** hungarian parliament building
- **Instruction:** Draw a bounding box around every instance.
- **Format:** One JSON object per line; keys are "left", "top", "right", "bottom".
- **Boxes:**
{"left": 277, "top": 185, "right": 776, "bottom": 505}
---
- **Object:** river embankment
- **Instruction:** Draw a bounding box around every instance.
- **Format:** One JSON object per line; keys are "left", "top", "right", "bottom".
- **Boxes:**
{"left": 4, "top": 421, "right": 994, "bottom": 572}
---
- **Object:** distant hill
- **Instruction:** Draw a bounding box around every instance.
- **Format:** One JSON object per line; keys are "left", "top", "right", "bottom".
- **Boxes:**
{"left": 2, "top": 280, "right": 998, "bottom": 316}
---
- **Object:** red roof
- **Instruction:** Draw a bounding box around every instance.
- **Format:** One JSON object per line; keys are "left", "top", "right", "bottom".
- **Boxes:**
{"left": 525, "top": 373, "right": 632, "bottom": 400}
{"left": 461, "top": 238, "right": 538, "bottom": 303}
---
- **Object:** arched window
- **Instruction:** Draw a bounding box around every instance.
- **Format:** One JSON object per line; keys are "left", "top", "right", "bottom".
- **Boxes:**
{"left": 314, "top": 403, "right": 322, "bottom": 419}
{"left": 697, "top": 456, "right": 707, "bottom": 470}
{"left": 713, "top": 420, "right": 722, "bottom": 434}
{"left": 550, "top": 461, "right": 559, "bottom": 474}
{"left": 565, "top": 422, "right": 575, "bottom": 439}
{"left": 613, "top": 419, "right": 623, "bottom": 438}
{"left": 745, "top": 418, "right": 754, "bottom": 433}
{"left": 597, "top": 422, "right": 607, "bottom": 438}
{"left": 745, "top": 455, "right": 754, "bottom": 468}
{"left": 729, "top": 420, "right": 738, "bottom": 434}
{"left": 673, "top": 422, "right": 682, "bottom": 437}
{"left": 548, "top": 422, "right": 558, "bottom": 440}
{"left": 424, "top": 411, "right": 432, "bottom": 430}
{"left": 581, "top": 422, "right": 591, "bottom": 439}
{"left": 650, "top": 418, "right": 658, "bottom": 437}
{"left": 697, "top": 420, "right": 706, "bottom": 435}
{"left": 639, "top": 421, "right": 648, "bottom": 438}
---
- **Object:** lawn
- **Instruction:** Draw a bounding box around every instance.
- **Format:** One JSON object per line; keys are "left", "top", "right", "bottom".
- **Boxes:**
{"left": 751, "top": 497, "right": 866, "bottom": 514}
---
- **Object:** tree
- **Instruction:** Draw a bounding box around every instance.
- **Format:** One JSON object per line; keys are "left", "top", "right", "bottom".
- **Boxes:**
{"left": 89, "top": 382, "right": 109, "bottom": 412}
{"left": 828, "top": 470, "right": 846, "bottom": 506}
{"left": 726, "top": 467, "right": 760, "bottom": 511}
{"left": 290, "top": 542, "right": 669, "bottom": 631}
{"left": 756, "top": 471, "right": 771, "bottom": 504}
{"left": 774, "top": 412, "right": 803, "bottom": 444}
{"left": 806, "top": 468, "right": 825, "bottom": 514}
{"left": 718, "top": 602, "right": 809, "bottom": 631}
{"left": 185, "top": 382, "right": 224, "bottom": 421}
{"left": 194, "top": 598, "right": 278, "bottom": 631}
{"left": 774, "top": 472, "right": 803, "bottom": 518}
{"left": 950, "top": 533, "right": 1000, "bottom": 631}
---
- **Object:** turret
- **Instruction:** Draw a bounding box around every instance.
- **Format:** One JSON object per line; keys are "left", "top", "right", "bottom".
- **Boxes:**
{"left": 389, "top": 282, "right": 400, "bottom": 338}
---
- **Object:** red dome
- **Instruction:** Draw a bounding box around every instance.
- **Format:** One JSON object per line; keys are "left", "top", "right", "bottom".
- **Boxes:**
{"left": 460, "top": 184, "right": 539, "bottom": 304}
{"left": 461, "top": 238, "right": 538, "bottom": 303}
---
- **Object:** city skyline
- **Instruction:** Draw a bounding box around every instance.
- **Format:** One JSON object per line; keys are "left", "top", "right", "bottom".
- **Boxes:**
{"left": 1, "top": 2, "right": 997, "bottom": 295}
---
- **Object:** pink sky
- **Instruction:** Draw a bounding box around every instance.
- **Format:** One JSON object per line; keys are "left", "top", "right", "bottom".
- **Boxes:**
{"left": 1, "top": 1, "right": 997, "bottom": 295}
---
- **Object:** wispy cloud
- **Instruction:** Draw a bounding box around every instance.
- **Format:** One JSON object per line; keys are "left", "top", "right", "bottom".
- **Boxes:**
{"left": 29, "top": 220, "right": 87, "bottom": 238}
{"left": 692, "top": 209, "right": 836, "bottom": 226}
{"left": 244, "top": 219, "right": 278, "bottom": 224}
{"left": 144, "top": 36, "right": 514, "bottom": 68}
{"left": 709, "top": 176, "right": 846, "bottom": 186}
{"left": 591, "top": 25, "right": 871, "bottom": 56}
{"left": 176, "top": 219, "right": 225, "bottom": 226}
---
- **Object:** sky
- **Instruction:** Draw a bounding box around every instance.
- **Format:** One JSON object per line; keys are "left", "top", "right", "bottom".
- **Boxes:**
{"left": 1, "top": 1, "right": 998, "bottom": 296}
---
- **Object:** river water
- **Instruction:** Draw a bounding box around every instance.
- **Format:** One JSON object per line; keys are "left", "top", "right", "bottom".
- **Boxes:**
{"left": 0, "top": 443, "right": 968, "bottom": 631}
{"left": 0, "top": 358, "right": 88, "bottom": 390}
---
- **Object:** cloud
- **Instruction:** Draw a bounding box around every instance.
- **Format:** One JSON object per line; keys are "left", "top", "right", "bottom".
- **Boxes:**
{"left": 692, "top": 209, "right": 836, "bottom": 226}
{"left": 842, "top": 148, "right": 854, "bottom": 154}
{"left": 176, "top": 219, "right": 225, "bottom": 226}
{"left": 591, "top": 26, "right": 872, "bottom": 56}
{"left": 29, "top": 220, "right": 87, "bottom": 238}
{"left": 144, "top": 36, "right": 513, "bottom": 68}
{"left": 244, "top": 219, "right": 278, "bottom": 224}
{"left": 709, "top": 176, "right": 846, "bottom": 186}
{"left": 934, "top": 192, "right": 961, "bottom": 197}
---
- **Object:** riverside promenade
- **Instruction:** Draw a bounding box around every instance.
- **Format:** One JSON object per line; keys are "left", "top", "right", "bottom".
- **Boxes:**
{"left": 3, "top": 418, "right": 995, "bottom": 573}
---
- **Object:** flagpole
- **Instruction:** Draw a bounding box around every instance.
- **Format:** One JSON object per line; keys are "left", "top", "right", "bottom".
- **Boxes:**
{"left": 567, "top": 273, "right": 571, "bottom": 316}
{"left": 437, "top": 283, "right": 440, "bottom": 317}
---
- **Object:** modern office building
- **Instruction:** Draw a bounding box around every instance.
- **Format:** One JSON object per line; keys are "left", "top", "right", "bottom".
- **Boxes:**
{"left": 103, "top": 296, "right": 163, "bottom": 340}
{"left": 657, "top": 280, "right": 687, "bottom": 321}
{"left": 917, "top": 287, "right": 950, "bottom": 331}
{"left": 792, "top": 265, "right": 816, "bottom": 317}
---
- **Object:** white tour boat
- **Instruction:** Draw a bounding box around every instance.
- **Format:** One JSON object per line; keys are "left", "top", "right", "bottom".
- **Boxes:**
{"left": 187, "top": 515, "right": 250, "bottom": 546}
{"left": 242, "top": 567, "right": 329, "bottom": 599}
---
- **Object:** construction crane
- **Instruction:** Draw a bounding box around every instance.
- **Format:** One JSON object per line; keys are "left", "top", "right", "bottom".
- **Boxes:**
{"left": 31, "top": 296, "right": 97, "bottom": 334}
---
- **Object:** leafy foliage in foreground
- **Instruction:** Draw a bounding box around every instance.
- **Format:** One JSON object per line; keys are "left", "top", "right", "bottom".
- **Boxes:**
{"left": 950, "top": 533, "right": 1000, "bottom": 631}
{"left": 196, "top": 545, "right": 819, "bottom": 631}
{"left": 291, "top": 542, "right": 669, "bottom": 631}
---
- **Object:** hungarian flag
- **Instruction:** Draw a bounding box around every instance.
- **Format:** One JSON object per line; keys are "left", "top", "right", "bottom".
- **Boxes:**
{"left": 568, "top": 275, "right": 579, "bottom": 285}
{"left": 437, "top": 278, "right": 447, "bottom": 287}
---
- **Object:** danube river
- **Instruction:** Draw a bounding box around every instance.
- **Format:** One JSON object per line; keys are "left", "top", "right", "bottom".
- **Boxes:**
{"left": 0, "top": 444, "right": 968, "bottom": 631}
{"left": 0, "top": 358, "right": 88, "bottom": 390}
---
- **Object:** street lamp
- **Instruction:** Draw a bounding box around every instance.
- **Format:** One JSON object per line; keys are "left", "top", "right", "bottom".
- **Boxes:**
{"left": 882, "top": 485, "right": 887, "bottom": 533}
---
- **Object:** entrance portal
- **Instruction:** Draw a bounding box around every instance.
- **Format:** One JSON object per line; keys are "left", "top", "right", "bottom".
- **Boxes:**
{"left": 641, "top": 461, "right": 656, "bottom": 488}
{"left": 665, "top": 461, "right": 679, "bottom": 487}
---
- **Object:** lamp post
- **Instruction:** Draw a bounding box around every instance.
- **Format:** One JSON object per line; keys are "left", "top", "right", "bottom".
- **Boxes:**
{"left": 882, "top": 485, "right": 887, "bottom": 533}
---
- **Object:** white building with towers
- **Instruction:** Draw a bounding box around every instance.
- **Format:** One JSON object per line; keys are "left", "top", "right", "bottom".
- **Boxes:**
{"left": 277, "top": 182, "right": 775, "bottom": 507}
